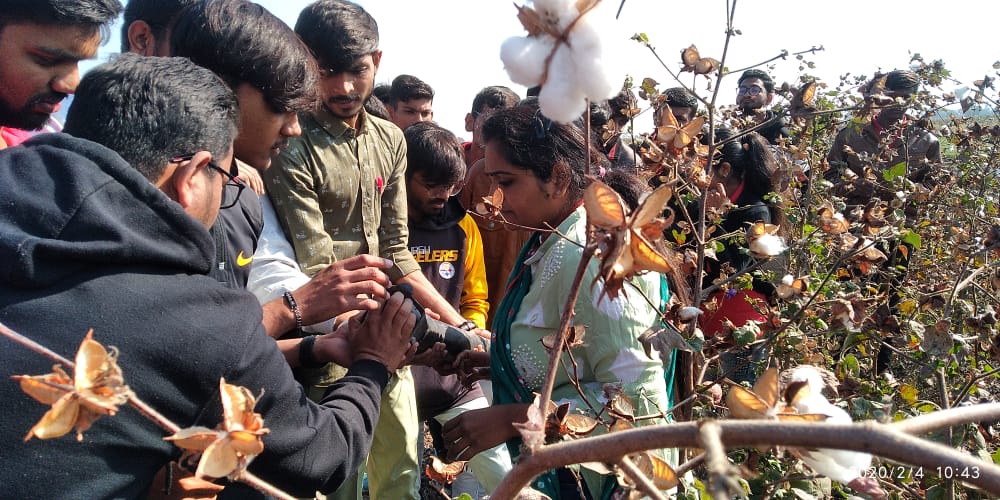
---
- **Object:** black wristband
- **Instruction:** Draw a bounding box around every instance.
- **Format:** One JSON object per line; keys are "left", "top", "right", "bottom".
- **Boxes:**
{"left": 283, "top": 290, "right": 304, "bottom": 334}
{"left": 298, "top": 335, "right": 325, "bottom": 369}
{"left": 458, "top": 320, "right": 477, "bottom": 332}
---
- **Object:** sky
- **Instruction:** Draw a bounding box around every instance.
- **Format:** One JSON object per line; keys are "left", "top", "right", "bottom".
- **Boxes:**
{"left": 89, "top": 0, "right": 999, "bottom": 139}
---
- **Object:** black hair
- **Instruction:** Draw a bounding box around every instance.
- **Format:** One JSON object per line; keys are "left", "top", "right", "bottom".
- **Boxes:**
{"left": 64, "top": 53, "right": 239, "bottom": 182}
{"left": 170, "top": 0, "right": 317, "bottom": 114}
{"left": 388, "top": 74, "right": 434, "bottom": 107}
{"left": 404, "top": 121, "right": 465, "bottom": 186}
{"left": 589, "top": 100, "right": 612, "bottom": 131}
{"left": 607, "top": 88, "right": 638, "bottom": 126}
{"left": 654, "top": 87, "right": 698, "bottom": 125}
{"left": 3, "top": 0, "right": 121, "bottom": 38}
{"left": 884, "top": 69, "right": 920, "bottom": 95}
{"left": 295, "top": 0, "right": 379, "bottom": 72}
{"left": 372, "top": 83, "right": 391, "bottom": 106}
{"left": 603, "top": 169, "right": 649, "bottom": 211}
{"left": 738, "top": 69, "right": 775, "bottom": 94}
{"left": 471, "top": 86, "right": 520, "bottom": 115}
{"left": 480, "top": 98, "right": 595, "bottom": 201}
{"left": 364, "top": 95, "right": 391, "bottom": 121}
{"left": 120, "top": 0, "right": 198, "bottom": 52}
{"left": 713, "top": 128, "right": 776, "bottom": 201}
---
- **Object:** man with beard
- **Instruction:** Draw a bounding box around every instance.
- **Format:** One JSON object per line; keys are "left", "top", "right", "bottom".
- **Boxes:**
{"left": 0, "top": 0, "right": 121, "bottom": 148}
{"left": 736, "top": 69, "right": 790, "bottom": 145}
{"left": 264, "top": 1, "right": 466, "bottom": 498}
{"left": 0, "top": 53, "right": 416, "bottom": 499}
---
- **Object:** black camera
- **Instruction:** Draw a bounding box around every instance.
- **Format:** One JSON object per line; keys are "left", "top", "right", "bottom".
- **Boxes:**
{"left": 388, "top": 284, "right": 490, "bottom": 358}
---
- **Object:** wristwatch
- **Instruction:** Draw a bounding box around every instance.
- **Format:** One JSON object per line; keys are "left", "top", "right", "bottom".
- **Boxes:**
{"left": 298, "top": 335, "right": 325, "bottom": 369}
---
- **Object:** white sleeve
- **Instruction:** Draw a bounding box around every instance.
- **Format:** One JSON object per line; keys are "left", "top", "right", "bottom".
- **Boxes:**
{"left": 248, "top": 195, "right": 334, "bottom": 333}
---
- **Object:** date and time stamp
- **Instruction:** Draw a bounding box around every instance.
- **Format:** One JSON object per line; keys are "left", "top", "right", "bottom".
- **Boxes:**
{"left": 861, "top": 463, "right": 981, "bottom": 480}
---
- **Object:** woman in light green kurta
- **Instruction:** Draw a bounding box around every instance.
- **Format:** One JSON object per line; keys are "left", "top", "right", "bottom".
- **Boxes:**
{"left": 442, "top": 101, "right": 674, "bottom": 499}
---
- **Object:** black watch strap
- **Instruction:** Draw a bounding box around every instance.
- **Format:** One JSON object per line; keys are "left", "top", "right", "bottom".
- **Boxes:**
{"left": 298, "top": 335, "right": 325, "bottom": 369}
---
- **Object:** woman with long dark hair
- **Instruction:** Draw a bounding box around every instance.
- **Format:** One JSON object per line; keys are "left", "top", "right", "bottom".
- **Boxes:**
{"left": 441, "top": 100, "right": 675, "bottom": 498}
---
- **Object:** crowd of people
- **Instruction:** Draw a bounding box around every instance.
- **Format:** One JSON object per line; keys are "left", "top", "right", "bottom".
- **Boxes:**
{"left": 0, "top": 0, "right": 943, "bottom": 498}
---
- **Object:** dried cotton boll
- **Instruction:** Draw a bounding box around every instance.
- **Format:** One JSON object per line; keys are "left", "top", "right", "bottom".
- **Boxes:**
{"left": 500, "top": 36, "right": 553, "bottom": 87}
{"left": 748, "top": 234, "right": 787, "bottom": 258}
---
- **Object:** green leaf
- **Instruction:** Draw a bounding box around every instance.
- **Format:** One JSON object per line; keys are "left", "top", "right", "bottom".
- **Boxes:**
{"left": 883, "top": 161, "right": 907, "bottom": 181}
{"left": 687, "top": 336, "right": 704, "bottom": 353}
{"left": 454, "top": 495, "right": 475, "bottom": 500}
{"left": 732, "top": 322, "right": 760, "bottom": 347}
{"left": 838, "top": 353, "right": 860, "bottom": 379}
{"left": 901, "top": 229, "right": 922, "bottom": 249}
{"left": 672, "top": 229, "right": 686, "bottom": 245}
{"left": 693, "top": 478, "right": 714, "bottom": 500}
{"left": 900, "top": 383, "right": 919, "bottom": 404}
{"left": 924, "top": 484, "right": 944, "bottom": 500}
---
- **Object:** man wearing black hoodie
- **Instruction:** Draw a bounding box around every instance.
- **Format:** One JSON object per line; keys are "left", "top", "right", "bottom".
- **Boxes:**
{"left": 0, "top": 54, "right": 415, "bottom": 498}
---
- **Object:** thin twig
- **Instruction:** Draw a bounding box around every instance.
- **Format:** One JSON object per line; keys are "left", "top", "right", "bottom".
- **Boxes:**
{"left": 536, "top": 243, "right": 599, "bottom": 432}
{"left": 0, "top": 322, "right": 295, "bottom": 500}
{"left": 617, "top": 455, "right": 668, "bottom": 500}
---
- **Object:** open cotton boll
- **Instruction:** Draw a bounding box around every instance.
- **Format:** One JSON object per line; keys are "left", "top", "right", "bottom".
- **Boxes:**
{"left": 749, "top": 234, "right": 787, "bottom": 258}
{"left": 539, "top": 77, "right": 587, "bottom": 123}
{"left": 534, "top": 0, "right": 577, "bottom": 29}
{"left": 567, "top": 25, "right": 617, "bottom": 101}
{"left": 500, "top": 36, "right": 553, "bottom": 87}
{"left": 537, "top": 47, "right": 586, "bottom": 123}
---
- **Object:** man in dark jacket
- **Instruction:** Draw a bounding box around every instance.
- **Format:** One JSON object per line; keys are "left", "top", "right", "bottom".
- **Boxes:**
{"left": 0, "top": 54, "right": 415, "bottom": 499}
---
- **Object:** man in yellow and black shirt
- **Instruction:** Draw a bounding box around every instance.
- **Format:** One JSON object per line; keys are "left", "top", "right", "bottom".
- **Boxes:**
{"left": 404, "top": 121, "right": 512, "bottom": 497}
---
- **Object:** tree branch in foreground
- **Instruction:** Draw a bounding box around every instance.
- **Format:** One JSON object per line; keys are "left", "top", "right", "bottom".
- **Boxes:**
{"left": 492, "top": 404, "right": 1000, "bottom": 498}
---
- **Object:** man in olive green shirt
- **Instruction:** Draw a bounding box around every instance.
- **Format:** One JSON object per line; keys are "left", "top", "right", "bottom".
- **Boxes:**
{"left": 264, "top": 2, "right": 465, "bottom": 499}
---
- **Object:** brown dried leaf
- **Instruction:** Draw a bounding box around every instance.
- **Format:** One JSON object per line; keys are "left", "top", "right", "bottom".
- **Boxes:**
{"left": 14, "top": 330, "right": 131, "bottom": 442}
{"left": 164, "top": 378, "right": 269, "bottom": 479}
{"left": 514, "top": 4, "right": 544, "bottom": 37}
{"left": 425, "top": 455, "right": 467, "bottom": 484}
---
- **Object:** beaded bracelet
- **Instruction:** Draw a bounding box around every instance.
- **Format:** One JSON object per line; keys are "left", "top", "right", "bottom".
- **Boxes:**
{"left": 283, "top": 290, "right": 304, "bottom": 334}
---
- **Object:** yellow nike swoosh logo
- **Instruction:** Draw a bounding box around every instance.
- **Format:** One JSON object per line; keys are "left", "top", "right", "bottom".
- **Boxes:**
{"left": 236, "top": 251, "right": 254, "bottom": 267}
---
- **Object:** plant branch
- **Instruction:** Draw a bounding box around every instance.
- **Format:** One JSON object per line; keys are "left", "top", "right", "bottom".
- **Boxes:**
{"left": 616, "top": 455, "right": 668, "bottom": 500}
{"left": 535, "top": 242, "right": 599, "bottom": 431}
{"left": 492, "top": 406, "right": 1000, "bottom": 498}
{"left": 0, "top": 321, "right": 295, "bottom": 500}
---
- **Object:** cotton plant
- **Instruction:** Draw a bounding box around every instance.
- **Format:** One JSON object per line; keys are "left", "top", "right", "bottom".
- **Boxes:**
{"left": 500, "top": 0, "right": 625, "bottom": 122}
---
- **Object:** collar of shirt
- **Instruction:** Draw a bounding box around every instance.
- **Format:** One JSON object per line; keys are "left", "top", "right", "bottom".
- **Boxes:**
{"left": 311, "top": 105, "right": 370, "bottom": 140}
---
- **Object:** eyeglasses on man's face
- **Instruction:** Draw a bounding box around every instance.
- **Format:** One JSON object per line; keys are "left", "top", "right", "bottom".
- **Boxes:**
{"left": 415, "top": 177, "right": 462, "bottom": 197}
{"left": 170, "top": 154, "right": 245, "bottom": 209}
{"left": 737, "top": 85, "right": 765, "bottom": 97}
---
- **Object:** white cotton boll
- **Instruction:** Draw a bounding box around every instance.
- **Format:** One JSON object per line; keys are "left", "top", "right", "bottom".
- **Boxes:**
{"left": 500, "top": 36, "right": 553, "bottom": 87}
{"left": 538, "top": 78, "right": 586, "bottom": 123}
{"left": 534, "top": 0, "right": 577, "bottom": 30}
{"left": 538, "top": 48, "right": 586, "bottom": 123}
{"left": 787, "top": 365, "right": 872, "bottom": 484}
{"left": 749, "top": 234, "right": 787, "bottom": 258}
{"left": 567, "top": 26, "right": 616, "bottom": 101}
